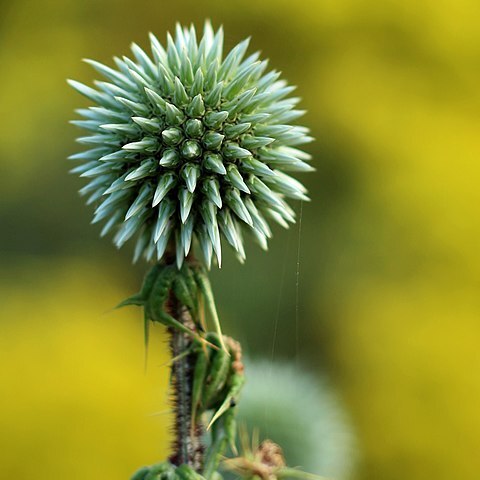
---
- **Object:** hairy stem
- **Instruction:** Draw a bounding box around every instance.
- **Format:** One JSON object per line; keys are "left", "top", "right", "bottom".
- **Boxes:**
{"left": 167, "top": 260, "right": 203, "bottom": 469}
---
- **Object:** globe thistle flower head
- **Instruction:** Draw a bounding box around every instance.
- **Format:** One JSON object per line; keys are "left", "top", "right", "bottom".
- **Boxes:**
{"left": 68, "top": 22, "right": 314, "bottom": 268}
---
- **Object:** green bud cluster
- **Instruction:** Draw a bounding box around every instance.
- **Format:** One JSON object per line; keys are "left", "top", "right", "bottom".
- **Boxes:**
{"left": 68, "top": 22, "right": 313, "bottom": 268}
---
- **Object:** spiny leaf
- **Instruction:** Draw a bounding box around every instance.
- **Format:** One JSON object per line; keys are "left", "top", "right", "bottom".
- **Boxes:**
{"left": 115, "top": 294, "right": 144, "bottom": 309}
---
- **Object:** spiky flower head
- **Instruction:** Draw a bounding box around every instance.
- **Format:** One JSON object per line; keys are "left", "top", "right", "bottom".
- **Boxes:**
{"left": 68, "top": 22, "right": 313, "bottom": 268}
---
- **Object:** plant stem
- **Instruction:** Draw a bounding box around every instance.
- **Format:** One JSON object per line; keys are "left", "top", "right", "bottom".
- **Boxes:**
{"left": 167, "top": 259, "right": 203, "bottom": 469}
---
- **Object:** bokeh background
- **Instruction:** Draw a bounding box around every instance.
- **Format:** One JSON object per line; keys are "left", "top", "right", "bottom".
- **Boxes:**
{"left": 1, "top": 0, "right": 479, "bottom": 478}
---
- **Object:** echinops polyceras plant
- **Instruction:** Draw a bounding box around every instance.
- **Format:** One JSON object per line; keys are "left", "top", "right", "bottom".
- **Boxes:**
{"left": 68, "top": 21, "right": 313, "bottom": 268}
{"left": 69, "top": 21, "right": 318, "bottom": 480}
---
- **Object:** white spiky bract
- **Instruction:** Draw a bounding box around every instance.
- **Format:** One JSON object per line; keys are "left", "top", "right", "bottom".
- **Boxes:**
{"left": 68, "top": 22, "right": 313, "bottom": 268}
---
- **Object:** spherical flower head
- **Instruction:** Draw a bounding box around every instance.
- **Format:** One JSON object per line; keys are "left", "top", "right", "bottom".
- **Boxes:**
{"left": 68, "top": 22, "right": 314, "bottom": 268}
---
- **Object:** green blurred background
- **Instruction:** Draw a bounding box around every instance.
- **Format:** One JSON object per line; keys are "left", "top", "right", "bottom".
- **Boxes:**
{"left": 1, "top": 0, "right": 479, "bottom": 478}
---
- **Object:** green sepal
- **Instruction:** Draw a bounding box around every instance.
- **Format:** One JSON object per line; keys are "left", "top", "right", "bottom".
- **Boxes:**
{"left": 185, "top": 118, "right": 204, "bottom": 138}
{"left": 159, "top": 149, "right": 180, "bottom": 167}
{"left": 181, "top": 140, "right": 202, "bottom": 160}
{"left": 202, "top": 131, "right": 224, "bottom": 151}
{"left": 190, "top": 68, "right": 204, "bottom": 96}
{"left": 187, "top": 94, "right": 205, "bottom": 118}
{"left": 204, "top": 110, "right": 228, "bottom": 129}
{"left": 144, "top": 87, "right": 167, "bottom": 112}
{"left": 165, "top": 102, "right": 185, "bottom": 126}
{"left": 203, "top": 153, "right": 226, "bottom": 175}
{"left": 204, "top": 81, "right": 224, "bottom": 108}
{"left": 162, "top": 127, "right": 183, "bottom": 146}
{"left": 131, "top": 116, "right": 161, "bottom": 133}
{"left": 224, "top": 122, "right": 251, "bottom": 139}
{"left": 173, "top": 76, "right": 189, "bottom": 106}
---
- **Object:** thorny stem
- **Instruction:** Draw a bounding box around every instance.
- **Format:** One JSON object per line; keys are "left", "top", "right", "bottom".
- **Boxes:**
{"left": 166, "top": 257, "right": 204, "bottom": 469}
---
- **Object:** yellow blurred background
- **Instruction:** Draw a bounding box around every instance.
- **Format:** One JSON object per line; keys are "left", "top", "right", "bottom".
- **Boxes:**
{"left": 1, "top": 0, "right": 479, "bottom": 479}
